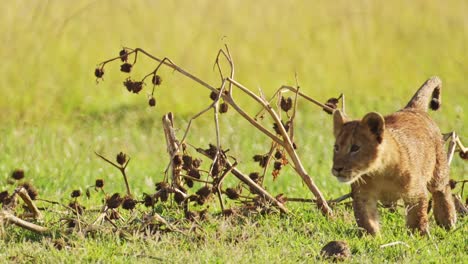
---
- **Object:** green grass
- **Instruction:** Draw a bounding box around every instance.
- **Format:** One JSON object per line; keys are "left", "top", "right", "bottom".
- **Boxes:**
{"left": 1, "top": 1, "right": 467, "bottom": 263}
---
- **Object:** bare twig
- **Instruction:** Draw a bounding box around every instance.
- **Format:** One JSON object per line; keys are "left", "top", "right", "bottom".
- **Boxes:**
{"left": 95, "top": 152, "right": 132, "bottom": 196}
{"left": 16, "top": 187, "right": 42, "bottom": 219}
{"left": 1, "top": 210, "right": 48, "bottom": 234}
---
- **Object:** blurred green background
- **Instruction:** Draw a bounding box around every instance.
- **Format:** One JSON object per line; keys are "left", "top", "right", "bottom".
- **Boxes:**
{"left": 0, "top": 0, "right": 466, "bottom": 199}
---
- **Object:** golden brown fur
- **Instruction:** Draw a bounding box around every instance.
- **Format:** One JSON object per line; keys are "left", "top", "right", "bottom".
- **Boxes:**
{"left": 332, "top": 77, "right": 456, "bottom": 235}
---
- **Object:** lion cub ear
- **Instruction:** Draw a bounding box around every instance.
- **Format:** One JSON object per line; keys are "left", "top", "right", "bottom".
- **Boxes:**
{"left": 333, "top": 110, "right": 347, "bottom": 138}
{"left": 361, "top": 112, "right": 385, "bottom": 143}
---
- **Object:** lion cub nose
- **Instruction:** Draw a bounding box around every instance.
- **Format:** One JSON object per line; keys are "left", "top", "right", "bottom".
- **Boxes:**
{"left": 332, "top": 167, "right": 344, "bottom": 176}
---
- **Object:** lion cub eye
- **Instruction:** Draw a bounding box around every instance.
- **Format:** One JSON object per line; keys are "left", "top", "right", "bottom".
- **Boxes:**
{"left": 350, "top": 144, "right": 360, "bottom": 153}
{"left": 333, "top": 144, "right": 339, "bottom": 152}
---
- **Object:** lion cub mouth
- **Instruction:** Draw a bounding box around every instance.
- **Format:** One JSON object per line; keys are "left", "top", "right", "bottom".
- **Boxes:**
{"left": 332, "top": 169, "right": 362, "bottom": 184}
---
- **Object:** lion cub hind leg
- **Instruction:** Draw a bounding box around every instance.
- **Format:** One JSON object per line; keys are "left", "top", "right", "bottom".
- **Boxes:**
{"left": 404, "top": 195, "right": 429, "bottom": 235}
{"left": 429, "top": 149, "right": 457, "bottom": 229}
{"left": 431, "top": 186, "right": 457, "bottom": 229}
{"left": 352, "top": 194, "right": 380, "bottom": 235}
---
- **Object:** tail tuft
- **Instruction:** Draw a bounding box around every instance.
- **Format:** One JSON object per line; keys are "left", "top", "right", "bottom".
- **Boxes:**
{"left": 430, "top": 98, "right": 440, "bottom": 110}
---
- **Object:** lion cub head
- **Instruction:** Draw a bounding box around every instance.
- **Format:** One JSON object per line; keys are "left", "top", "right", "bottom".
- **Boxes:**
{"left": 331, "top": 110, "right": 385, "bottom": 184}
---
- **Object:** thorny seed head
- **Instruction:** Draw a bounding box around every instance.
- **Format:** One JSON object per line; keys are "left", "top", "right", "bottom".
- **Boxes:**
{"left": 192, "top": 158, "right": 202, "bottom": 168}
{"left": 148, "top": 97, "right": 156, "bottom": 107}
{"left": 143, "top": 193, "right": 156, "bottom": 207}
{"left": 122, "top": 196, "right": 137, "bottom": 210}
{"left": 273, "top": 121, "right": 290, "bottom": 135}
{"left": 21, "top": 182, "right": 38, "bottom": 200}
{"left": 174, "top": 192, "right": 185, "bottom": 205}
{"left": 249, "top": 172, "right": 260, "bottom": 182}
{"left": 95, "top": 179, "right": 104, "bottom": 188}
{"left": 210, "top": 90, "right": 218, "bottom": 101}
{"left": 280, "top": 97, "right": 293, "bottom": 112}
{"left": 219, "top": 102, "right": 229, "bottom": 113}
{"left": 253, "top": 155, "right": 268, "bottom": 168}
{"left": 120, "top": 63, "right": 133, "bottom": 73}
{"left": 173, "top": 155, "right": 183, "bottom": 167}
{"left": 182, "top": 155, "right": 193, "bottom": 169}
{"left": 449, "top": 179, "right": 457, "bottom": 190}
{"left": 188, "top": 169, "right": 201, "bottom": 179}
{"left": 116, "top": 152, "right": 127, "bottom": 166}
{"left": 53, "top": 238, "right": 67, "bottom": 251}
{"left": 152, "top": 74, "right": 162, "bottom": 85}
{"left": 460, "top": 151, "right": 468, "bottom": 160}
{"left": 323, "top": 98, "right": 339, "bottom": 114}
{"left": 11, "top": 169, "right": 25, "bottom": 180}
{"left": 155, "top": 182, "right": 169, "bottom": 191}
{"left": 123, "top": 79, "right": 143, "bottom": 94}
{"left": 205, "top": 144, "right": 218, "bottom": 159}
{"left": 71, "top": 190, "right": 82, "bottom": 198}
{"left": 106, "top": 193, "right": 123, "bottom": 209}
{"left": 274, "top": 161, "right": 283, "bottom": 170}
{"left": 94, "top": 68, "right": 104, "bottom": 78}
{"left": 274, "top": 150, "right": 283, "bottom": 160}
{"left": 225, "top": 188, "right": 240, "bottom": 200}
{"left": 185, "top": 178, "right": 194, "bottom": 188}
{"left": 196, "top": 186, "right": 212, "bottom": 199}
{"left": 119, "top": 49, "right": 128, "bottom": 62}
{"left": 0, "top": 191, "right": 9, "bottom": 204}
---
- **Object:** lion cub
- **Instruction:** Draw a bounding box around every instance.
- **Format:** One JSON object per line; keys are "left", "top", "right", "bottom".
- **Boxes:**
{"left": 331, "top": 77, "right": 456, "bottom": 235}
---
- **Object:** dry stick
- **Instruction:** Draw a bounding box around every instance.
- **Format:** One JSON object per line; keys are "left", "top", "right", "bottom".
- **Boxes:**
{"left": 226, "top": 77, "right": 332, "bottom": 216}
{"left": 0, "top": 210, "right": 49, "bottom": 234}
{"left": 197, "top": 148, "right": 289, "bottom": 214}
{"left": 214, "top": 161, "right": 238, "bottom": 211}
{"left": 16, "top": 187, "right": 42, "bottom": 219}
{"left": 94, "top": 152, "right": 132, "bottom": 196}
{"left": 100, "top": 47, "right": 331, "bottom": 215}
{"left": 162, "top": 113, "right": 182, "bottom": 186}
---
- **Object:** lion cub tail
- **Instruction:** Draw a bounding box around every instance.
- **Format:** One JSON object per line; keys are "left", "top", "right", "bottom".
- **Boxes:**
{"left": 405, "top": 76, "right": 442, "bottom": 112}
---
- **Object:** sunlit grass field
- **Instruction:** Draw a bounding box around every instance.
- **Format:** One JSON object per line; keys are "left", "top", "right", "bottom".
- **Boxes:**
{"left": 1, "top": 1, "right": 467, "bottom": 263}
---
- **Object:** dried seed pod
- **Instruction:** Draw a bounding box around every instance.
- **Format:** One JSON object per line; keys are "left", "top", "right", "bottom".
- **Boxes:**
{"left": 460, "top": 151, "right": 468, "bottom": 160}
{"left": 188, "top": 169, "right": 201, "bottom": 179}
{"left": 0, "top": 191, "right": 9, "bottom": 204}
{"left": 210, "top": 90, "right": 218, "bottom": 101}
{"left": 173, "top": 155, "right": 183, "bottom": 167}
{"left": 106, "top": 193, "right": 123, "bottom": 209}
{"left": 449, "top": 179, "right": 457, "bottom": 190}
{"left": 119, "top": 49, "right": 128, "bottom": 62}
{"left": 205, "top": 144, "right": 218, "bottom": 158}
{"left": 219, "top": 102, "right": 229, "bottom": 113}
{"left": 155, "top": 182, "right": 169, "bottom": 191}
{"left": 53, "top": 239, "right": 67, "bottom": 250}
{"left": 323, "top": 98, "right": 339, "bottom": 114}
{"left": 274, "top": 161, "right": 283, "bottom": 170}
{"left": 94, "top": 68, "right": 104, "bottom": 78}
{"left": 143, "top": 193, "right": 156, "bottom": 207}
{"left": 196, "top": 186, "right": 212, "bottom": 198}
{"left": 249, "top": 172, "right": 260, "bottom": 182}
{"left": 274, "top": 150, "right": 283, "bottom": 160}
{"left": 11, "top": 169, "right": 25, "bottom": 180}
{"left": 116, "top": 152, "right": 127, "bottom": 166}
{"left": 120, "top": 63, "right": 132, "bottom": 73}
{"left": 320, "top": 241, "right": 351, "bottom": 261}
{"left": 71, "top": 190, "right": 81, "bottom": 198}
{"left": 273, "top": 121, "right": 290, "bottom": 135}
{"left": 192, "top": 159, "right": 202, "bottom": 168}
{"left": 211, "top": 162, "right": 220, "bottom": 177}
{"left": 152, "top": 74, "right": 162, "bottom": 85}
{"left": 253, "top": 155, "right": 264, "bottom": 162}
{"left": 182, "top": 155, "right": 193, "bottom": 169}
{"left": 122, "top": 196, "right": 137, "bottom": 210}
{"left": 280, "top": 97, "right": 293, "bottom": 112}
{"left": 225, "top": 188, "right": 239, "bottom": 200}
{"left": 148, "top": 97, "right": 156, "bottom": 107}
{"left": 174, "top": 192, "right": 185, "bottom": 205}
{"left": 185, "top": 178, "right": 194, "bottom": 188}
{"left": 131, "top": 82, "right": 143, "bottom": 94}
{"left": 95, "top": 179, "right": 104, "bottom": 188}
{"left": 21, "top": 182, "right": 38, "bottom": 200}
